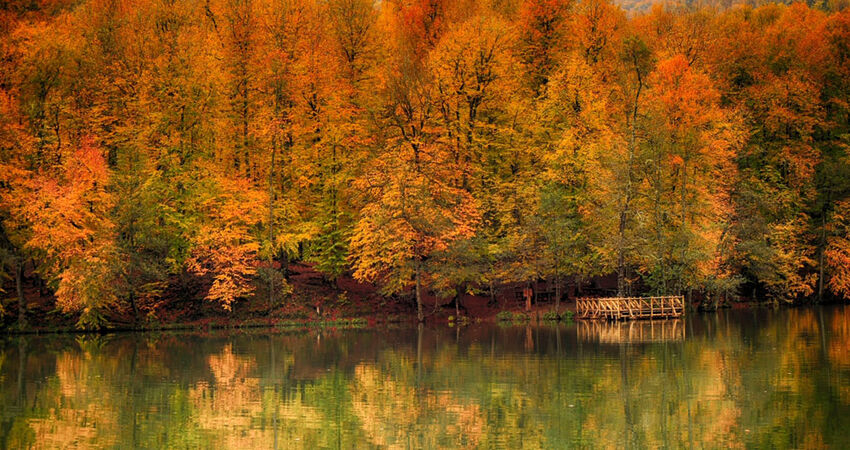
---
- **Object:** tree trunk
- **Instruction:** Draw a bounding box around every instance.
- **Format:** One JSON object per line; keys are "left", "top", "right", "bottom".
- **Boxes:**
{"left": 679, "top": 154, "right": 688, "bottom": 295}
{"left": 654, "top": 156, "right": 666, "bottom": 295}
{"left": 555, "top": 273, "right": 561, "bottom": 314}
{"left": 269, "top": 138, "right": 277, "bottom": 308}
{"left": 129, "top": 291, "right": 139, "bottom": 327}
{"left": 16, "top": 258, "right": 25, "bottom": 326}
{"left": 455, "top": 290, "right": 459, "bottom": 318}
{"left": 617, "top": 224, "right": 626, "bottom": 297}
{"left": 617, "top": 192, "right": 632, "bottom": 297}
{"left": 618, "top": 52, "right": 643, "bottom": 298}
{"left": 533, "top": 281, "right": 538, "bottom": 307}
{"left": 488, "top": 279, "right": 496, "bottom": 306}
{"left": 415, "top": 257, "right": 423, "bottom": 323}
{"left": 818, "top": 212, "right": 826, "bottom": 303}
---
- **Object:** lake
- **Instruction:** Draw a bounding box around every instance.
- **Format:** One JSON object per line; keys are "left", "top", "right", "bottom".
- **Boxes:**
{"left": 2, "top": 306, "right": 850, "bottom": 448}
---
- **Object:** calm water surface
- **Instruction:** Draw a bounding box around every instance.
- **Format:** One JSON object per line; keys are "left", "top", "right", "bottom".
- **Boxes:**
{"left": 2, "top": 306, "right": 850, "bottom": 448}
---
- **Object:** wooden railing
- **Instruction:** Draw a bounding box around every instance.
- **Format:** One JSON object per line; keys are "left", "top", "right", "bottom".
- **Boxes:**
{"left": 575, "top": 296, "right": 685, "bottom": 320}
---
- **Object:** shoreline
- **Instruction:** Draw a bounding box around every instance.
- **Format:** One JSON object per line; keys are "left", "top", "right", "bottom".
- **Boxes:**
{"left": 2, "top": 299, "right": 837, "bottom": 336}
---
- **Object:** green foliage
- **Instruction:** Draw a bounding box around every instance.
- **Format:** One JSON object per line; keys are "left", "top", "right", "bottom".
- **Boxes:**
{"left": 335, "top": 292, "right": 349, "bottom": 307}
{"left": 309, "top": 211, "right": 352, "bottom": 282}
{"left": 76, "top": 306, "right": 108, "bottom": 331}
{"left": 254, "top": 267, "right": 292, "bottom": 306}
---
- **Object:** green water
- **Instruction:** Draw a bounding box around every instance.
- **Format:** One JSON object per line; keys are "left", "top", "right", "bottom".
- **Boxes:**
{"left": 2, "top": 306, "right": 850, "bottom": 449}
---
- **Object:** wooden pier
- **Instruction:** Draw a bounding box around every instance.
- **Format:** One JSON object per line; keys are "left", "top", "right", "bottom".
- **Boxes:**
{"left": 575, "top": 296, "right": 684, "bottom": 321}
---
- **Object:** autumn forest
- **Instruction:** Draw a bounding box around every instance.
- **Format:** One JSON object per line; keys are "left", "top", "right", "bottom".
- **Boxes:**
{"left": 1, "top": 0, "right": 850, "bottom": 329}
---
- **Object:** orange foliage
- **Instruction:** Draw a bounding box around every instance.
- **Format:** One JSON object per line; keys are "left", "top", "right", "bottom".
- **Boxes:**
{"left": 650, "top": 55, "right": 721, "bottom": 131}
{"left": 3, "top": 0, "right": 850, "bottom": 329}
{"left": 826, "top": 200, "right": 850, "bottom": 299}
{"left": 7, "top": 138, "right": 117, "bottom": 324}
{"left": 187, "top": 173, "right": 266, "bottom": 310}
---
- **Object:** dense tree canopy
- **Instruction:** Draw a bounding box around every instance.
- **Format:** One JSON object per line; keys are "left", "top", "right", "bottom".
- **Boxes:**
{"left": 1, "top": 0, "right": 849, "bottom": 327}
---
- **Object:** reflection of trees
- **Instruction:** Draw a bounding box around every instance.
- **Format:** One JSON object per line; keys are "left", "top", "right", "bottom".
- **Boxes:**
{"left": 351, "top": 364, "right": 484, "bottom": 448}
{"left": 2, "top": 309, "right": 850, "bottom": 447}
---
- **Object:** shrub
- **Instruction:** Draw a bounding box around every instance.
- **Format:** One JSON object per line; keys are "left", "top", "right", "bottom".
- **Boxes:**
{"left": 348, "top": 317, "right": 367, "bottom": 326}
{"left": 496, "top": 311, "right": 513, "bottom": 322}
{"left": 543, "top": 311, "right": 560, "bottom": 321}
{"left": 336, "top": 292, "right": 349, "bottom": 306}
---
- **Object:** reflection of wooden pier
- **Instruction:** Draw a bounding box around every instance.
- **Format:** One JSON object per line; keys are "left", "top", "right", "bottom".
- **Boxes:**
{"left": 577, "top": 319, "right": 685, "bottom": 344}
{"left": 576, "top": 296, "right": 684, "bottom": 320}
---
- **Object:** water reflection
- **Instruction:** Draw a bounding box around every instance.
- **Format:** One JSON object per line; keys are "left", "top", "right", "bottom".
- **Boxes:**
{"left": 2, "top": 307, "right": 850, "bottom": 448}
{"left": 577, "top": 319, "right": 685, "bottom": 344}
